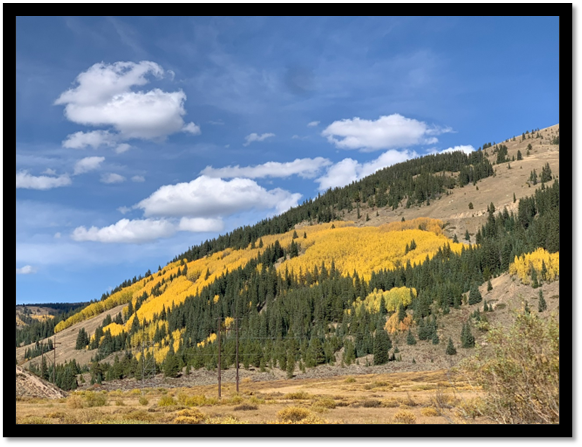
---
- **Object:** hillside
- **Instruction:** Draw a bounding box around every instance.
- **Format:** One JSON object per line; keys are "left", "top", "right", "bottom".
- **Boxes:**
{"left": 15, "top": 124, "right": 560, "bottom": 393}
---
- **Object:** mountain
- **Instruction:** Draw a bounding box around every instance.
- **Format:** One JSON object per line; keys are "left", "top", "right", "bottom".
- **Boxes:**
{"left": 16, "top": 124, "right": 560, "bottom": 388}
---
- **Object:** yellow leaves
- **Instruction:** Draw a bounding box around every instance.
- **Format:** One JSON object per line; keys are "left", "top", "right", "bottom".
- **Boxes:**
{"left": 354, "top": 287, "right": 416, "bottom": 315}
{"left": 197, "top": 332, "right": 216, "bottom": 348}
{"left": 385, "top": 313, "right": 414, "bottom": 334}
{"left": 102, "top": 323, "right": 125, "bottom": 337}
{"left": 224, "top": 317, "right": 234, "bottom": 328}
{"left": 280, "top": 219, "right": 461, "bottom": 281}
{"left": 213, "top": 295, "right": 220, "bottom": 304}
{"left": 509, "top": 248, "right": 559, "bottom": 284}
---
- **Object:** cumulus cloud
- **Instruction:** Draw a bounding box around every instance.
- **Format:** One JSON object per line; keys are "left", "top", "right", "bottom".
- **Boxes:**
{"left": 316, "top": 149, "right": 417, "bottom": 191}
{"left": 16, "top": 171, "right": 72, "bottom": 190}
{"left": 55, "top": 61, "right": 200, "bottom": 141}
{"left": 136, "top": 175, "right": 301, "bottom": 218}
{"left": 200, "top": 157, "right": 332, "bottom": 179}
{"left": 182, "top": 122, "right": 201, "bottom": 135}
{"left": 71, "top": 216, "right": 226, "bottom": 244}
{"left": 178, "top": 217, "right": 224, "bottom": 233}
{"left": 73, "top": 156, "right": 105, "bottom": 175}
{"left": 54, "top": 232, "right": 62, "bottom": 239}
{"left": 71, "top": 218, "right": 176, "bottom": 244}
{"left": 243, "top": 133, "right": 275, "bottom": 146}
{"left": 16, "top": 265, "right": 37, "bottom": 274}
{"left": 307, "top": 121, "right": 320, "bottom": 127}
{"left": 321, "top": 114, "right": 451, "bottom": 152}
{"left": 100, "top": 173, "right": 126, "bottom": 184}
{"left": 115, "top": 143, "right": 132, "bottom": 154}
{"left": 62, "top": 130, "right": 117, "bottom": 149}
{"left": 429, "top": 144, "right": 475, "bottom": 154}
{"left": 131, "top": 175, "right": 145, "bottom": 182}
{"left": 118, "top": 206, "right": 131, "bottom": 214}
{"left": 43, "top": 168, "right": 57, "bottom": 175}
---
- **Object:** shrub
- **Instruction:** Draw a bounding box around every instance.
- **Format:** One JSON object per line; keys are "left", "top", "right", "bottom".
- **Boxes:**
{"left": 312, "top": 397, "right": 336, "bottom": 409}
{"left": 277, "top": 407, "right": 312, "bottom": 422}
{"left": 205, "top": 416, "right": 248, "bottom": 424}
{"left": 461, "top": 311, "right": 559, "bottom": 424}
{"left": 344, "top": 376, "right": 356, "bottom": 383}
{"left": 421, "top": 407, "right": 439, "bottom": 417}
{"left": 158, "top": 395, "right": 177, "bottom": 407}
{"left": 172, "top": 408, "right": 206, "bottom": 424}
{"left": 233, "top": 403, "right": 258, "bottom": 411}
{"left": 123, "top": 410, "right": 156, "bottom": 422}
{"left": 381, "top": 399, "right": 400, "bottom": 408}
{"left": 361, "top": 399, "right": 382, "bottom": 408}
{"left": 284, "top": 391, "right": 311, "bottom": 400}
{"left": 115, "top": 399, "right": 125, "bottom": 406}
{"left": 139, "top": 396, "right": 149, "bottom": 406}
{"left": 84, "top": 391, "right": 107, "bottom": 407}
{"left": 67, "top": 395, "right": 84, "bottom": 409}
{"left": 393, "top": 410, "right": 417, "bottom": 424}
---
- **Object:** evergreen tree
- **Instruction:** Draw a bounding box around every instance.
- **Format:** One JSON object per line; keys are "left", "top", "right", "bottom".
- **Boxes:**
{"left": 465, "top": 229, "right": 470, "bottom": 241}
{"left": 531, "top": 268, "right": 539, "bottom": 288}
{"left": 75, "top": 328, "right": 89, "bottom": 350}
{"left": 468, "top": 284, "right": 482, "bottom": 305}
{"left": 286, "top": 350, "right": 296, "bottom": 379}
{"left": 397, "top": 303, "right": 406, "bottom": 322}
{"left": 406, "top": 329, "right": 417, "bottom": 345}
{"left": 303, "top": 232, "right": 307, "bottom": 239}
{"left": 461, "top": 323, "right": 475, "bottom": 348}
{"left": 373, "top": 329, "right": 391, "bottom": 365}
{"left": 164, "top": 344, "right": 180, "bottom": 378}
{"left": 487, "top": 279, "right": 493, "bottom": 292}
{"left": 538, "top": 290, "right": 547, "bottom": 312}
{"left": 453, "top": 234, "right": 459, "bottom": 243}
{"left": 446, "top": 338, "right": 457, "bottom": 355}
{"left": 292, "top": 230, "right": 298, "bottom": 239}
{"left": 432, "top": 331, "right": 440, "bottom": 345}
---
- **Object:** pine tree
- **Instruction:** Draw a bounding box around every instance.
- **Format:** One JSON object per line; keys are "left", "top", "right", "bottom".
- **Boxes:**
{"left": 468, "top": 202, "right": 474, "bottom": 210}
{"left": 397, "top": 303, "right": 406, "bottom": 322}
{"left": 373, "top": 329, "right": 391, "bottom": 365}
{"left": 465, "top": 230, "right": 470, "bottom": 241}
{"left": 461, "top": 323, "right": 475, "bottom": 348}
{"left": 468, "top": 284, "right": 482, "bottom": 305}
{"left": 432, "top": 331, "right": 440, "bottom": 345}
{"left": 286, "top": 350, "right": 295, "bottom": 379}
{"left": 513, "top": 192, "right": 516, "bottom": 203}
{"left": 538, "top": 290, "right": 547, "bottom": 312}
{"left": 164, "top": 344, "right": 180, "bottom": 378}
{"left": 453, "top": 234, "right": 459, "bottom": 243}
{"left": 406, "top": 329, "right": 417, "bottom": 345}
{"left": 531, "top": 268, "right": 539, "bottom": 288}
{"left": 75, "top": 328, "right": 89, "bottom": 350}
{"left": 487, "top": 279, "right": 492, "bottom": 292}
{"left": 303, "top": 231, "right": 307, "bottom": 239}
{"left": 292, "top": 230, "right": 298, "bottom": 239}
{"left": 446, "top": 338, "right": 457, "bottom": 355}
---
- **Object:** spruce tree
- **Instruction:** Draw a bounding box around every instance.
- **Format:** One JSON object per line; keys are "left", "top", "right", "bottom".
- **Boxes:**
{"left": 487, "top": 279, "right": 493, "bottom": 292}
{"left": 531, "top": 268, "right": 539, "bottom": 288}
{"left": 468, "top": 284, "right": 482, "bottom": 305}
{"left": 446, "top": 338, "right": 457, "bottom": 355}
{"left": 465, "top": 230, "right": 470, "bottom": 241}
{"left": 286, "top": 350, "right": 295, "bottom": 378}
{"left": 406, "top": 329, "right": 417, "bottom": 345}
{"left": 432, "top": 331, "right": 440, "bottom": 345}
{"left": 453, "top": 234, "right": 459, "bottom": 243}
{"left": 373, "top": 329, "right": 390, "bottom": 365}
{"left": 397, "top": 303, "right": 406, "bottom": 322}
{"left": 163, "top": 344, "right": 180, "bottom": 378}
{"left": 538, "top": 290, "right": 547, "bottom": 312}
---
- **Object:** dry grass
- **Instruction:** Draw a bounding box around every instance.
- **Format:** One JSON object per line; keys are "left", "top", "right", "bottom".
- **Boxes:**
{"left": 277, "top": 407, "right": 312, "bottom": 422}
{"left": 393, "top": 410, "right": 416, "bottom": 424}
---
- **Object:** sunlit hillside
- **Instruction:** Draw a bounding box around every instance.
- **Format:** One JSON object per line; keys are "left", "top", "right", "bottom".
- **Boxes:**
{"left": 56, "top": 217, "right": 462, "bottom": 340}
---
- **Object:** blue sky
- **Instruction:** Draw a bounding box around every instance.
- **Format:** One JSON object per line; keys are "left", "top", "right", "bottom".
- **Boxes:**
{"left": 15, "top": 16, "right": 559, "bottom": 305}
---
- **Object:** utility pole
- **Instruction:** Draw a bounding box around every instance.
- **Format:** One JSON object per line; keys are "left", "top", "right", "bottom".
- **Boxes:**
{"left": 52, "top": 335, "right": 61, "bottom": 386}
{"left": 235, "top": 316, "right": 239, "bottom": 394}
{"left": 217, "top": 317, "right": 222, "bottom": 398}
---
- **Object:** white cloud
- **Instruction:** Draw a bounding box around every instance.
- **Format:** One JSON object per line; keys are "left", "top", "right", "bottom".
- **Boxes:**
{"left": 70, "top": 216, "right": 227, "bottom": 244}
{"left": 136, "top": 175, "right": 301, "bottom": 218}
{"left": 73, "top": 156, "right": 105, "bottom": 175}
{"left": 118, "top": 206, "right": 132, "bottom": 214}
{"left": 101, "top": 173, "right": 126, "bottom": 184}
{"left": 62, "top": 130, "right": 117, "bottom": 149}
{"left": 178, "top": 217, "right": 224, "bottom": 233}
{"left": 200, "top": 157, "right": 332, "bottom": 180}
{"left": 55, "top": 61, "right": 200, "bottom": 141}
{"left": 243, "top": 132, "right": 275, "bottom": 146}
{"left": 316, "top": 149, "right": 417, "bottom": 191}
{"left": 321, "top": 114, "right": 451, "bottom": 151}
{"left": 16, "top": 265, "right": 36, "bottom": 274}
{"left": 131, "top": 175, "right": 145, "bottom": 182}
{"left": 71, "top": 218, "right": 176, "bottom": 244}
{"left": 115, "top": 143, "right": 132, "bottom": 154}
{"left": 54, "top": 232, "right": 61, "bottom": 239}
{"left": 438, "top": 145, "right": 475, "bottom": 155}
{"left": 43, "top": 168, "right": 57, "bottom": 175}
{"left": 307, "top": 121, "right": 320, "bottom": 127}
{"left": 16, "top": 171, "right": 72, "bottom": 190}
{"left": 182, "top": 122, "right": 201, "bottom": 135}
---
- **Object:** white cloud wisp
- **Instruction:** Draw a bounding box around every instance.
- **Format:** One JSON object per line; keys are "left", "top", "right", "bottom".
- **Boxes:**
{"left": 200, "top": 157, "right": 332, "bottom": 179}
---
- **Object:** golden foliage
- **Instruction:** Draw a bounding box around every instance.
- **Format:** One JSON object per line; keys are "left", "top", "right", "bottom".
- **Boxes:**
{"left": 354, "top": 286, "right": 416, "bottom": 315}
{"left": 509, "top": 248, "right": 559, "bottom": 284}
{"left": 385, "top": 313, "right": 414, "bottom": 334}
{"left": 277, "top": 407, "right": 312, "bottom": 422}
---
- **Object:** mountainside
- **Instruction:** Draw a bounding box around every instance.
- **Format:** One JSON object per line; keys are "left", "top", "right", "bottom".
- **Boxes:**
{"left": 16, "top": 124, "right": 560, "bottom": 391}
